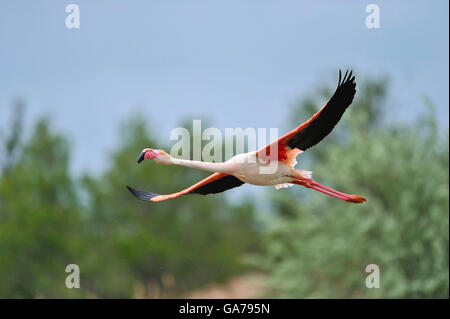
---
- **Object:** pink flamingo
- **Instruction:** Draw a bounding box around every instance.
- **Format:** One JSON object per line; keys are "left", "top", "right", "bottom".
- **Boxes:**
{"left": 127, "top": 70, "right": 366, "bottom": 204}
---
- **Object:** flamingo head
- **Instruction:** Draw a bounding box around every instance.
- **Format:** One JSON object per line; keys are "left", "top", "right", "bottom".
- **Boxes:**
{"left": 137, "top": 148, "right": 171, "bottom": 164}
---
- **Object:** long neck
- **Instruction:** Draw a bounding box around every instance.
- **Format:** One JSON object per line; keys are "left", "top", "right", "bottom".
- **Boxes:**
{"left": 170, "top": 158, "right": 232, "bottom": 174}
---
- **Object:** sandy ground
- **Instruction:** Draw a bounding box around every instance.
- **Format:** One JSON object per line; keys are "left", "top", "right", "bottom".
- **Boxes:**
{"left": 185, "top": 273, "right": 267, "bottom": 299}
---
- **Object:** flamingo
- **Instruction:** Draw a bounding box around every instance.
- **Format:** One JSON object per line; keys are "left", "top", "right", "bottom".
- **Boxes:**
{"left": 127, "top": 70, "right": 366, "bottom": 204}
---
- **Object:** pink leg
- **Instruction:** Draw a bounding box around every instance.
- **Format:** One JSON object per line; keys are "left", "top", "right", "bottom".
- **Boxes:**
{"left": 292, "top": 178, "right": 366, "bottom": 204}
{"left": 309, "top": 179, "right": 353, "bottom": 197}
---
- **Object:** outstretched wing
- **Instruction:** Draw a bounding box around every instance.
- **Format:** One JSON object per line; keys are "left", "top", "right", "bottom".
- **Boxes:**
{"left": 258, "top": 70, "right": 356, "bottom": 165}
{"left": 127, "top": 173, "right": 245, "bottom": 202}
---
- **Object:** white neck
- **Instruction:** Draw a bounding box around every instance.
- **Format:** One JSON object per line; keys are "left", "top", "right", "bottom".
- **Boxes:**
{"left": 170, "top": 158, "right": 232, "bottom": 174}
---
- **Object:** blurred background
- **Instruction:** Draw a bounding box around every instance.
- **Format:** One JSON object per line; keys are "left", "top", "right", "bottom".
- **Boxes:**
{"left": 0, "top": 1, "right": 448, "bottom": 298}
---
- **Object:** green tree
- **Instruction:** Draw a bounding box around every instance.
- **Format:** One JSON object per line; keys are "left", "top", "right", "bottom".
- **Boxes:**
{"left": 0, "top": 107, "right": 261, "bottom": 298}
{"left": 80, "top": 115, "right": 261, "bottom": 297}
{"left": 256, "top": 76, "right": 449, "bottom": 298}
{"left": 0, "top": 116, "right": 86, "bottom": 297}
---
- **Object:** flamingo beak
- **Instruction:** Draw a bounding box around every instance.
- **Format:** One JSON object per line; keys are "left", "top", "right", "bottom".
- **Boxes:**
{"left": 137, "top": 151, "right": 146, "bottom": 163}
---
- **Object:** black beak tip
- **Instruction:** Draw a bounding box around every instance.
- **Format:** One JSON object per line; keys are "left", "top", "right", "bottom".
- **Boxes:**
{"left": 137, "top": 151, "right": 145, "bottom": 163}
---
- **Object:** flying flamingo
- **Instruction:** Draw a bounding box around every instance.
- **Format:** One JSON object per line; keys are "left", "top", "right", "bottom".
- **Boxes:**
{"left": 127, "top": 70, "right": 366, "bottom": 204}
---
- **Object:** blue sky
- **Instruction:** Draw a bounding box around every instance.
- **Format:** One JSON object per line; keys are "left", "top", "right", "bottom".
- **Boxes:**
{"left": 0, "top": 1, "right": 448, "bottom": 174}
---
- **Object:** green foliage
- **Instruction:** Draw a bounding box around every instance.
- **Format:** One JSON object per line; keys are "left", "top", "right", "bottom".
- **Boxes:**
{"left": 0, "top": 112, "right": 260, "bottom": 298}
{"left": 0, "top": 118, "right": 85, "bottom": 297}
{"left": 0, "top": 74, "right": 447, "bottom": 298}
{"left": 81, "top": 117, "right": 261, "bottom": 297}
{"left": 255, "top": 76, "right": 449, "bottom": 298}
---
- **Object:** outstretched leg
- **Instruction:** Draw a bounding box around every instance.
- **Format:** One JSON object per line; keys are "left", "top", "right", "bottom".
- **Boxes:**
{"left": 291, "top": 177, "right": 366, "bottom": 204}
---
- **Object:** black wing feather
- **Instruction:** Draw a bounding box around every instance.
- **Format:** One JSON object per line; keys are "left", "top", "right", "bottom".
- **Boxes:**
{"left": 190, "top": 175, "right": 245, "bottom": 195}
{"left": 126, "top": 185, "right": 160, "bottom": 201}
{"left": 126, "top": 175, "right": 244, "bottom": 202}
{"left": 287, "top": 70, "right": 356, "bottom": 151}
